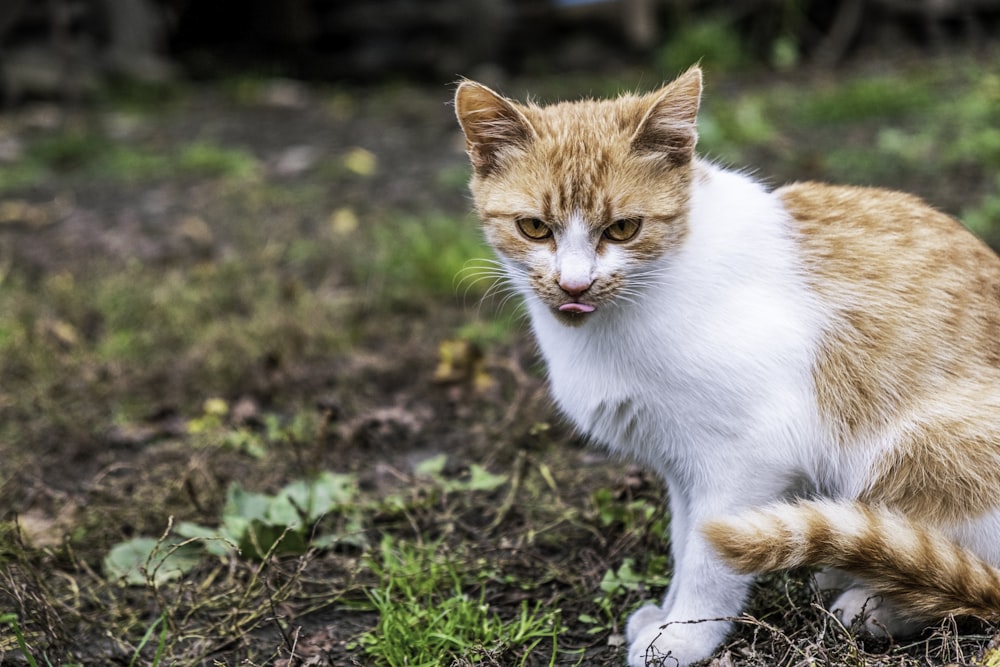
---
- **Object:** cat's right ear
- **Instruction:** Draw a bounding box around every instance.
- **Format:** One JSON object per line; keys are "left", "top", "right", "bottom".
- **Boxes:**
{"left": 631, "top": 66, "right": 703, "bottom": 167}
{"left": 454, "top": 81, "right": 534, "bottom": 177}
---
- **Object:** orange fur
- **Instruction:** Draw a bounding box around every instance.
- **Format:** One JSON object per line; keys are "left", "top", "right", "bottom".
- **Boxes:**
{"left": 455, "top": 66, "right": 1000, "bottom": 659}
{"left": 703, "top": 500, "right": 1000, "bottom": 621}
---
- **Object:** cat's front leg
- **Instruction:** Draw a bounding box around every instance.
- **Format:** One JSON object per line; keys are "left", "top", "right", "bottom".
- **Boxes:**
{"left": 650, "top": 480, "right": 692, "bottom": 618}
{"left": 625, "top": 520, "right": 753, "bottom": 666}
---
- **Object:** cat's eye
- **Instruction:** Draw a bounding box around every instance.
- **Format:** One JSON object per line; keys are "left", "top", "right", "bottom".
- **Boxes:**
{"left": 603, "top": 218, "right": 641, "bottom": 242}
{"left": 516, "top": 217, "right": 552, "bottom": 240}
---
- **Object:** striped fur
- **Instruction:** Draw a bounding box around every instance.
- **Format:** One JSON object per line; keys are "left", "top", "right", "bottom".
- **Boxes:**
{"left": 703, "top": 500, "right": 1000, "bottom": 621}
{"left": 455, "top": 65, "right": 1000, "bottom": 666}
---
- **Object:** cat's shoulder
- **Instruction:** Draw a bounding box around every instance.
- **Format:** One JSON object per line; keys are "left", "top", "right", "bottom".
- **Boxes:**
{"left": 774, "top": 181, "right": 967, "bottom": 238}
{"left": 773, "top": 180, "right": 985, "bottom": 260}
{"left": 773, "top": 180, "right": 1000, "bottom": 301}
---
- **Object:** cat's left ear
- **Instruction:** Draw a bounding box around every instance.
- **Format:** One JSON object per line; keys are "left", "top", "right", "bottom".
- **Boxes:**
{"left": 631, "top": 66, "right": 702, "bottom": 166}
{"left": 455, "top": 81, "right": 535, "bottom": 177}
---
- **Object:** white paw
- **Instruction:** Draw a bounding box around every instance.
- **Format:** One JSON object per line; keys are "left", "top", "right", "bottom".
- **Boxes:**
{"left": 830, "top": 587, "right": 926, "bottom": 639}
{"left": 813, "top": 567, "right": 855, "bottom": 593}
{"left": 626, "top": 618, "right": 717, "bottom": 667}
{"left": 626, "top": 604, "right": 669, "bottom": 643}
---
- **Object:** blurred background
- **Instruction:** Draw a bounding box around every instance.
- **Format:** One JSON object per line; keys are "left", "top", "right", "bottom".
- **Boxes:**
{"left": 2, "top": 0, "right": 1000, "bottom": 92}
{"left": 1, "top": 2, "right": 1000, "bottom": 665}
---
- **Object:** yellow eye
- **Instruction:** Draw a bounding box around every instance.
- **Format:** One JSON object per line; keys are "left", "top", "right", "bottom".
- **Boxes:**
{"left": 516, "top": 218, "right": 552, "bottom": 240}
{"left": 604, "top": 218, "right": 641, "bottom": 242}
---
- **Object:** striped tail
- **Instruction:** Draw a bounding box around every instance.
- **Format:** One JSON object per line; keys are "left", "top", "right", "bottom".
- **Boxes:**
{"left": 702, "top": 499, "right": 1000, "bottom": 620}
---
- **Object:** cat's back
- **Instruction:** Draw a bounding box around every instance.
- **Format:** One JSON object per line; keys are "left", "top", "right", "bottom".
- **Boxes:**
{"left": 778, "top": 181, "right": 1000, "bottom": 323}
{"left": 777, "top": 181, "right": 1000, "bottom": 437}
{"left": 779, "top": 182, "right": 1000, "bottom": 280}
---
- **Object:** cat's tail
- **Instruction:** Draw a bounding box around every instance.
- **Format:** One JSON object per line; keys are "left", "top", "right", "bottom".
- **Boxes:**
{"left": 702, "top": 499, "right": 1000, "bottom": 620}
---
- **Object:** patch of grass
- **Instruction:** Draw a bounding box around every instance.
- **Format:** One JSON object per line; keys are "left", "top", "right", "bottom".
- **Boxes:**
{"left": 657, "top": 16, "right": 748, "bottom": 75}
{"left": 366, "top": 213, "right": 494, "bottom": 305}
{"left": 356, "top": 536, "right": 565, "bottom": 667}
{"left": 14, "top": 127, "right": 259, "bottom": 185}
{"left": 791, "top": 75, "right": 936, "bottom": 125}
{"left": 963, "top": 176, "right": 1000, "bottom": 245}
{"left": 699, "top": 92, "right": 777, "bottom": 163}
{"left": 0, "top": 251, "right": 357, "bottom": 445}
{"left": 175, "top": 142, "right": 259, "bottom": 180}
{"left": 0, "top": 161, "right": 48, "bottom": 193}
{"left": 1, "top": 614, "right": 40, "bottom": 667}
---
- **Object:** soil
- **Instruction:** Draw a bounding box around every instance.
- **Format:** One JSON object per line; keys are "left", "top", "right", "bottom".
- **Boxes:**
{"left": 1, "top": 58, "right": 998, "bottom": 666}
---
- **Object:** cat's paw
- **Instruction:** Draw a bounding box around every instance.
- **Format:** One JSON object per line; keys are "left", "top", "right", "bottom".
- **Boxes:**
{"left": 626, "top": 621, "right": 716, "bottom": 667}
{"left": 830, "top": 587, "right": 926, "bottom": 639}
{"left": 626, "top": 604, "right": 669, "bottom": 644}
{"left": 813, "top": 567, "right": 856, "bottom": 593}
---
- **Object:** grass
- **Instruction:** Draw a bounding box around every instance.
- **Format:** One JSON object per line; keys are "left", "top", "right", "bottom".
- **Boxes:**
{"left": 1, "top": 614, "right": 40, "bottom": 667}
{"left": 0, "top": 127, "right": 260, "bottom": 193}
{"left": 2, "top": 53, "right": 1000, "bottom": 666}
{"left": 357, "top": 536, "right": 566, "bottom": 667}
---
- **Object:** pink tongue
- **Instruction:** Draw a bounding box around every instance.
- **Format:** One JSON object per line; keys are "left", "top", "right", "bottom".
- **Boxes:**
{"left": 559, "top": 303, "right": 595, "bottom": 314}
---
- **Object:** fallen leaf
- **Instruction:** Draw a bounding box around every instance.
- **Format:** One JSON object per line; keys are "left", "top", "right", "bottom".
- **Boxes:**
{"left": 40, "top": 318, "right": 79, "bottom": 348}
{"left": 329, "top": 207, "right": 358, "bottom": 235}
{"left": 203, "top": 397, "right": 229, "bottom": 417}
{"left": 343, "top": 147, "right": 376, "bottom": 176}
{"left": 0, "top": 200, "right": 54, "bottom": 228}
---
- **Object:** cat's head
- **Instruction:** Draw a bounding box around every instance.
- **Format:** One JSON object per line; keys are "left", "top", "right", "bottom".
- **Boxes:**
{"left": 455, "top": 67, "right": 702, "bottom": 327}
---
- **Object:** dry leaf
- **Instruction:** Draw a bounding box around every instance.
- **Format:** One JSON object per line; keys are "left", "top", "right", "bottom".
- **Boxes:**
{"left": 343, "top": 147, "right": 376, "bottom": 176}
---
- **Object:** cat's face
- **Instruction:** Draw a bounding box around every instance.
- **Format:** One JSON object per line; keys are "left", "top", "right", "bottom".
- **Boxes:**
{"left": 455, "top": 68, "right": 702, "bottom": 326}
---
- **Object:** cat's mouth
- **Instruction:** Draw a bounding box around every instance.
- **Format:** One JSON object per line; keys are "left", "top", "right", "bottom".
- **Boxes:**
{"left": 558, "top": 302, "right": 596, "bottom": 314}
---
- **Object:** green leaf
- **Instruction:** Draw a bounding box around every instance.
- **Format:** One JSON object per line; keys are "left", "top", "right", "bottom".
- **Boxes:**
{"left": 414, "top": 453, "right": 447, "bottom": 478}
{"left": 173, "top": 521, "right": 237, "bottom": 557}
{"left": 277, "top": 471, "right": 356, "bottom": 523}
{"left": 104, "top": 537, "right": 201, "bottom": 586}
{"left": 239, "top": 520, "right": 309, "bottom": 559}
{"left": 221, "top": 483, "right": 272, "bottom": 542}
{"left": 464, "top": 464, "right": 507, "bottom": 492}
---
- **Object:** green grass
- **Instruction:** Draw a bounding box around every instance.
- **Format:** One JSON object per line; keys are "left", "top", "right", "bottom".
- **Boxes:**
{"left": 0, "top": 127, "right": 259, "bottom": 194}
{"left": 4, "top": 60, "right": 1000, "bottom": 666}
{"left": 790, "top": 75, "right": 936, "bottom": 125}
{"left": 366, "top": 212, "right": 495, "bottom": 304}
{"left": 0, "top": 256, "right": 355, "bottom": 432}
{"left": 1, "top": 614, "right": 40, "bottom": 667}
{"left": 656, "top": 16, "right": 748, "bottom": 75}
{"left": 357, "top": 536, "right": 566, "bottom": 667}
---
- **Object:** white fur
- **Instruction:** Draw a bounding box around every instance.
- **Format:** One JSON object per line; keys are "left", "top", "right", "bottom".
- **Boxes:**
{"left": 518, "top": 162, "right": 844, "bottom": 665}
{"left": 553, "top": 212, "right": 597, "bottom": 291}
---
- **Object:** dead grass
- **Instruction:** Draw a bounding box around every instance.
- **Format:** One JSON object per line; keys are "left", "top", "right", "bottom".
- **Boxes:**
{"left": 2, "top": 55, "right": 1000, "bottom": 666}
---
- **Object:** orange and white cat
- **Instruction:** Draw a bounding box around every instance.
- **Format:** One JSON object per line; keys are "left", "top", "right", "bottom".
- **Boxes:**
{"left": 455, "top": 66, "right": 1000, "bottom": 666}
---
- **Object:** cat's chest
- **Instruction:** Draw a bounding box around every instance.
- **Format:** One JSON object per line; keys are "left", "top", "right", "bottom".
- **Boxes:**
{"left": 528, "top": 279, "right": 821, "bottom": 458}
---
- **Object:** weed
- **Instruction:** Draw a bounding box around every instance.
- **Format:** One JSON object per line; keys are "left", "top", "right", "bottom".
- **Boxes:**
{"left": 129, "top": 613, "right": 167, "bottom": 667}
{"left": 356, "top": 536, "right": 564, "bottom": 667}
{"left": 175, "top": 142, "right": 259, "bottom": 180}
{"left": 579, "top": 557, "right": 671, "bottom": 634}
{"left": 963, "top": 177, "right": 1000, "bottom": 245}
{"left": 366, "top": 213, "right": 494, "bottom": 305}
{"left": 1, "top": 614, "right": 40, "bottom": 667}
{"left": 657, "top": 16, "right": 747, "bottom": 75}
{"left": 791, "top": 75, "right": 935, "bottom": 125}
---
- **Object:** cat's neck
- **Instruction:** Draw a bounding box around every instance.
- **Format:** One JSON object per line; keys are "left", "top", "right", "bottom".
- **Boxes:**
{"left": 526, "top": 160, "right": 801, "bottom": 343}
{"left": 524, "top": 160, "right": 827, "bottom": 465}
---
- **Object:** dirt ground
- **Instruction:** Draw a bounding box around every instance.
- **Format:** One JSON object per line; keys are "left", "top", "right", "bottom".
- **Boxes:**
{"left": 2, "top": 53, "right": 1000, "bottom": 666}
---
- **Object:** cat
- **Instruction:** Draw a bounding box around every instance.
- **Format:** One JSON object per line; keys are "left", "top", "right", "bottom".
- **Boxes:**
{"left": 454, "top": 65, "right": 1000, "bottom": 667}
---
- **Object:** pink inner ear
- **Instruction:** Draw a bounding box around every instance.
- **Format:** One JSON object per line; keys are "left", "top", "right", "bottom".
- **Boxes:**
{"left": 559, "top": 303, "right": 596, "bottom": 313}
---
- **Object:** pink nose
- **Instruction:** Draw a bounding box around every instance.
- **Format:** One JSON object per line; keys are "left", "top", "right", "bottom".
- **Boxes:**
{"left": 559, "top": 277, "right": 592, "bottom": 297}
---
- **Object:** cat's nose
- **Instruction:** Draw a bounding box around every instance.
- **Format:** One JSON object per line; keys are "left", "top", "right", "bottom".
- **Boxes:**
{"left": 558, "top": 276, "right": 593, "bottom": 297}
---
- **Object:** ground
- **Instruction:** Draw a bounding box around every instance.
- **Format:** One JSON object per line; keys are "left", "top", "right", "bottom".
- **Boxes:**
{"left": 1, "top": 50, "right": 1000, "bottom": 666}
